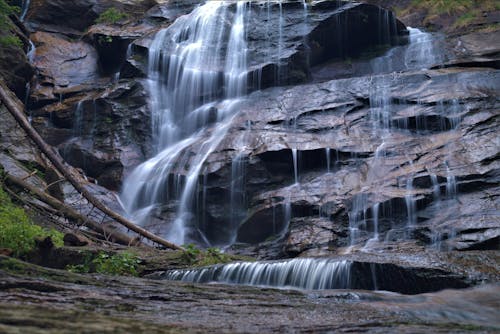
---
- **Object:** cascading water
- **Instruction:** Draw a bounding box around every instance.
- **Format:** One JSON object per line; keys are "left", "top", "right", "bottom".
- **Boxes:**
{"left": 121, "top": 1, "right": 250, "bottom": 246}
{"left": 20, "top": 0, "right": 30, "bottom": 22}
{"left": 347, "top": 25, "right": 449, "bottom": 249}
{"left": 164, "top": 258, "right": 352, "bottom": 290}
{"left": 404, "top": 27, "right": 443, "bottom": 70}
{"left": 118, "top": 0, "right": 458, "bottom": 256}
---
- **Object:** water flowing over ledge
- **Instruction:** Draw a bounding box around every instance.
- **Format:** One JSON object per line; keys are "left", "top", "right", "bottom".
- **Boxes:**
{"left": 164, "top": 258, "right": 353, "bottom": 290}
{"left": 158, "top": 256, "right": 471, "bottom": 293}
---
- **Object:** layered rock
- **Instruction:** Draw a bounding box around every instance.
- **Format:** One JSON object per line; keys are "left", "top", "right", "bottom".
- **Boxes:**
{"left": 139, "top": 63, "right": 498, "bottom": 256}
{"left": 12, "top": 0, "right": 500, "bottom": 272}
{"left": 24, "top": 0, "right": 202, "bottom": 190}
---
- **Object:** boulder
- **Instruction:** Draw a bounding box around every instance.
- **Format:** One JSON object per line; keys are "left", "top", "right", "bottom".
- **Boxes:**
{"left": 48, "top": 80, "right": 152, "bottom": 190}
{"left": 29, "top": 31, "right": 100, "bottom": 107}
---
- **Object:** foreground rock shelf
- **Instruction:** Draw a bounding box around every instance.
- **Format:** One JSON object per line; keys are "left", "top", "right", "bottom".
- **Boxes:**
{"left": 0, "top": 255, "right": 499, "bottom": 333}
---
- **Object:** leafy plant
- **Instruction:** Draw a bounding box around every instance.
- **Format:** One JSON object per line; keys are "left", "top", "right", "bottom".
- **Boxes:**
{"left": 93, "top": 251, "right": 140, "bottom": 276}
{"left": 95, "top": 8, "right": 128, "bottom": 24}
{"left": 181, "top": 243, "right": 201, "bottom": 263}
{"left": 66, "top": 251, "right": 140, "bottom": 276}
{"left": 97, "top": 35, "right": 113, "bottom": 45}
{"left": 66, "top": 263, "right": 87, "bottom": 273}
{"left": 181, "top": 244, "right": 232, "bottom": 267}
{"left": 0, "top": 185, "right": 63, "bottom": 256}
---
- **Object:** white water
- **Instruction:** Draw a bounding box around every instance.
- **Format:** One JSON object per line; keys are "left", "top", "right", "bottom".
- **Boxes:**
{"left": 404, "top": 27, "right": 442, "bottom": 70}
{"left": 164, "top": 258, "right": 352, "bottom": 290}
{"left": 121, "top": 2, "right": 250, "bottom": 245}
{"left": 348, "top": 27, "right": 445, "bottom": 248}
{"left": 292, "top": 148, "right": 299, "bottom": 184}
{"left": 20, "top": 0, "right": 30, "bottom": 22}
{"left": 325, "top": 147, "right": 331, "bottom": 173}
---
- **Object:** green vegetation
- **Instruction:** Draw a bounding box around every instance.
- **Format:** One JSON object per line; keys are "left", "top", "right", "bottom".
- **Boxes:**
{"left": 0, "top": 0, "right": 22, "bottom": 47}
{"left": 411, "top": 0, "right": 475, "bottom": 15}
{"left": 0, "top": 184, "right": 63, "bottom": 256}
{"left": 67, "top": 251, "right": 140, "bottom": 276}
{"left": 453, "top": 11, "right": 477, "bottom": 29}
{"left": 0, "top": 34, "right": 22, "bottom": 48}
{"left": 98, "top": 35, "right": 114, "bottom": 45}
{"left": 401, "top": 0, "right": 500, "bottom": 31}
{"left": 182, "top": 244, "right": 233, "bottom": 267}
{"left": 95, "top": 8, "right": 129, "bottom": 24}
{"left": 20, "top": 161, "right": 46, "bottom": 179}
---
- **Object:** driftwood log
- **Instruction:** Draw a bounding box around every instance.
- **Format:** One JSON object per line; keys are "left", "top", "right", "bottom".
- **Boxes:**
{"left": 0, "top": 81, "right": 184, "bottom": 251}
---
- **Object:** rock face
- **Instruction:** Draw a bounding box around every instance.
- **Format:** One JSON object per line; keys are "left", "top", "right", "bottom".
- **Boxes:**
{"left": 131, "top": 28, "right": 498, "bottom": 255}
{"left": 29, "top": 31, "right": 100, "bottom": 107}
{"left": 26, "top": 0, "right": 156, "bottom": 32}
{"left": 8, "top": 0, "right": 500, "bottom": 292}
{"left": 219, "top": 68, "right": 500, "bottom": 255}
{"left": 97, "top": 1, "right": 498, "bottom": 258}
{"left": 24, "top": 0, "right": 200, "bottom": 192}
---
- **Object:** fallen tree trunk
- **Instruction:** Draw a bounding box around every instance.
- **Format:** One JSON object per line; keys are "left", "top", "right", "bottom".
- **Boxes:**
{"left": 0, "top": 81, "right": 184, "bottom": 251}
{"left": 5, "top": 174, "right": 137, "bottom": 246}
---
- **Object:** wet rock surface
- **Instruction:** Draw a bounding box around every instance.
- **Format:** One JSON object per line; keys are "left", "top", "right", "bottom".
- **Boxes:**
{"left": 172, "top": 68, "right": 500, "bottom": 256}
{"left": 0, "top": 256, "right": 499, "bottom": 333}
{"left": 1, "top": 2, "right": 499, "bottom": 331}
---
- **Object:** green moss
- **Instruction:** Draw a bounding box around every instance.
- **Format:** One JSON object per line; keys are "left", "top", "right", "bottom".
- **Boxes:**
{"left": 402, "top": 0, "right": 499, "bottom": 31}
{"left": 0, "top": 0, "right": 19, "bottom": 24}
{"left": 0, "top": 255, "right": 101, "bottom": 285}
{"left": 0, "top": 0, "right": 22, "bottom": 48}
{"left": 0, "top": 185, "right": 64, "bottom": 256}
{"left": 477, "top": 23, "right": 500, "bottom": 33}
{"left": 95, "top": 8, "right": 128, "bottom": 25}
{"left": 411, "top": 0, "right": 474, "bottom": 15}
{"left": 0, "top": 34, "right": 22, "bottom": 48}
{"left": 453, "top": 11, "right": 478, "bottom": 29}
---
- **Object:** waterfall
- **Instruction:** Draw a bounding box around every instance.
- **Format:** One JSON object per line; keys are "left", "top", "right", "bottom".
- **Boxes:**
{"left": 292, "top": 148, "right": 299, "bottom": 184}
{"left": 404, "top": 27, "right": 442, "bottom": 70}
{"left": 325, "top": 148, "right": 331, "bottom": 173}
{"left": 164, "top": 258, "right": 352, "bottom": 290}
{"left": 346, "top": 24, "right": 448, "bottom": 248}
{"left": 20, "top": 0, "right": 30, "bottom": 22}
{"left": 73, "top": 101, "right": 84, "bottom": 137}
{"left": 229, "top": 153, "right": 247, "bottom": 244}
{"left": 121, "top": 1, "right": 250, "bottom": 245}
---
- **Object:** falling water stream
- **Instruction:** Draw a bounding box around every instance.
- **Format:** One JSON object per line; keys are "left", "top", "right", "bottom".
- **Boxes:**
{"left": 121, "top": 1, "right": 251, "bottom": 246}
{"left": 118, "top": 1, "right": 461, "bottom": 282}
{"left": 348, "top": 26, "right": 452, "bottom": 249}
{"left": 165, "top": 258, "right": 353, "bottom": 290}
